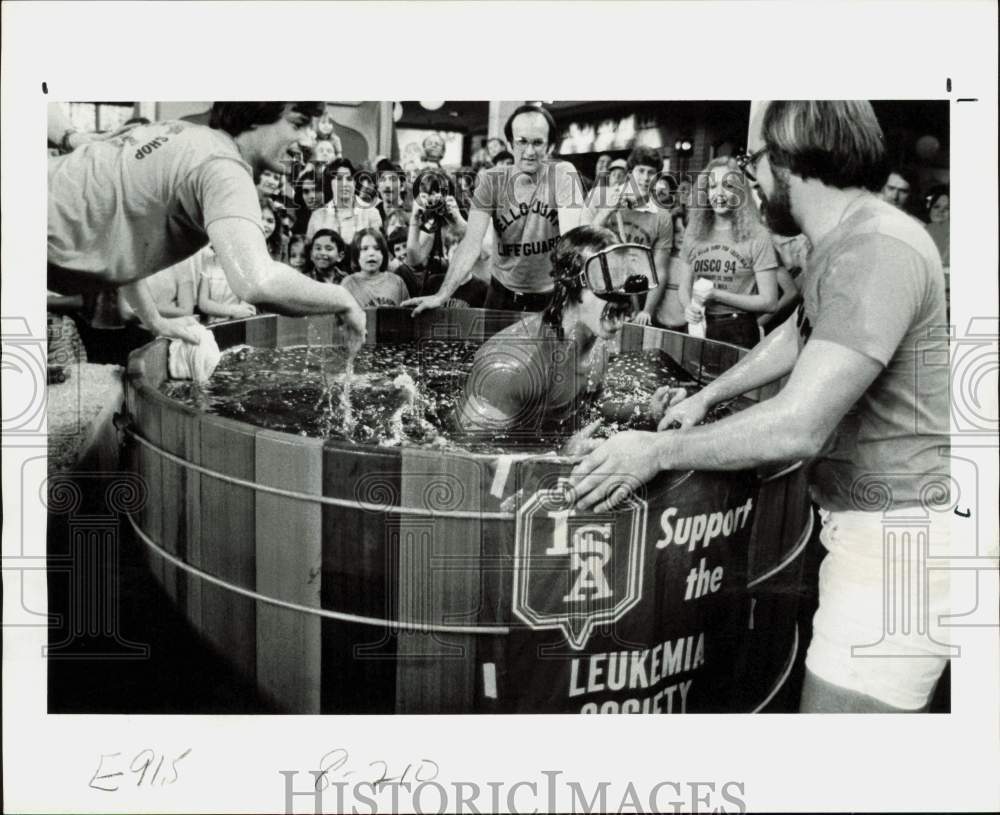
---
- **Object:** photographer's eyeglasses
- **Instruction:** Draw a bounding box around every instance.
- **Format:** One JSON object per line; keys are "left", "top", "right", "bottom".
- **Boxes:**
{"left": 736, "top": 146, "right": 768, "bottom": 182}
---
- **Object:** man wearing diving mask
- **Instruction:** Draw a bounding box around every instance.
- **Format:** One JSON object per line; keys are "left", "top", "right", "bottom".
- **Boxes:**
{"left": 454, "top": 226, "right": 659, "bottom": 452}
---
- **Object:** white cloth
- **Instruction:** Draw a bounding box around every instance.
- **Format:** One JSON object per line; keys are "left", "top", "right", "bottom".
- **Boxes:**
{"left": 168, "top": 323, "right": 220, "bottom": 383}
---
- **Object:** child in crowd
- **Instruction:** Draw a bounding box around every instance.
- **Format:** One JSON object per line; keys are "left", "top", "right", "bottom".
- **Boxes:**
{"left": 342, "top": 228, "right": 409, "bottom": 307}
{"left": 288, "top": 235, "right": 308, "bottom": 273}
{"left": 260, "top": 200, "right": 284, "bottom": 261}
{"left": 305, "top": 229, "right": 348, "bottom": 284}
{"left": 386, "top": 226, "right": 417, "bottom": 297}
{"left": 312, "top": 139, "right": 338, "bottom": 165}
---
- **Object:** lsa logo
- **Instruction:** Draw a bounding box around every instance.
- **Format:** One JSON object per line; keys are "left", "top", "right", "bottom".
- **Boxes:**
{"left": 513, "top": 479, "right": 648, "bottom": 650}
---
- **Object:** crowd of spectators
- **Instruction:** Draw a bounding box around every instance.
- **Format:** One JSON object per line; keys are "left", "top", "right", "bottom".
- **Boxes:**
{"left": 208, "top": 124, "right": 507, "bottom": 314}
{"left": 47, "top": 104, "right": 951, "bottom": 362}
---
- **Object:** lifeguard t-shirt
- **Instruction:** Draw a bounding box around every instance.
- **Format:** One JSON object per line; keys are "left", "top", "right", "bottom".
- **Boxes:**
{"left": 682, "top": 226, "right": 777, "bottom": 315}
{"left": 48, "top": 120, "right": 263, "bottom": 288}
{"left": 472, "top": 162, "right": 581, "bottom": 293}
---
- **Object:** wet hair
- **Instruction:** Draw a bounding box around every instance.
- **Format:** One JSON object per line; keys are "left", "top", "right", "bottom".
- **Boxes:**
{"left": 685, "top": 156, "right": 765, "bottom": 245}
{"left": 209, "top": 102, "right": 324, "bottom": 138}
{"left": 304, "top": 229, "right": 347, "bottom": 280}
{"left": 627, "top": 145, "right": 661, "bottom": 172}
{"left": 503, "top": 103, "right": 558, "bottom": 147}
{"left": 321, "top": 158, "right": 357, "bottom": 203}
{"left": 351, "top": 227, "right": 389, "bottom": 272}
{"left": 761, "top": 100, "right": 888, "bottom": 191}
{"left": 542, "top": 225, "right": 618, "bottom": 340}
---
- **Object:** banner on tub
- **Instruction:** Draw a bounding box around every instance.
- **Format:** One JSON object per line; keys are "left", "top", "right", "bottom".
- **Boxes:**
{"left": 503, "top": 462, "right": 755, "bottom": 713}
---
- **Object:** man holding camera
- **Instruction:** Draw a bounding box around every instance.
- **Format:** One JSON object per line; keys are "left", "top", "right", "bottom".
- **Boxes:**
{"left": 403, "top": 103, "right": 585, "bottom": 314}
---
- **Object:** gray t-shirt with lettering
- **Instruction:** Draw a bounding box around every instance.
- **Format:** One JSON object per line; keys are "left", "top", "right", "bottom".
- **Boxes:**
{"left": 48, "top": 120, "right": 262, "bottom": 287}
{"left": 471, "top": 162, "right": 582, "bottom": 294}
{"left": 798, "top": 196, "right": 950, "bottom": 511}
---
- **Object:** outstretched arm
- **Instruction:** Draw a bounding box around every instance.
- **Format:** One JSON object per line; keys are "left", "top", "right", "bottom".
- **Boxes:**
{"left": 206, "top": 217, "right": 365, "bottom": 341}
{"left": 570, "top": 337, "right": 882, "bottom": 511}
{"left": 658, "top": 309, "right": 801, "bottom": 429}
{"left": 401, "top": 209, "right": 491, "bottom": 315}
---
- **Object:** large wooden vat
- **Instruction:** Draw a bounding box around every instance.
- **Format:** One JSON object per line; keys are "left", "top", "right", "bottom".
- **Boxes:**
{"left": 124, "top": 309, "right": 809, "bottom": 713}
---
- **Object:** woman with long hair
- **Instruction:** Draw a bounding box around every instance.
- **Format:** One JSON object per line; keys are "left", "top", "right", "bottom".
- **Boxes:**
{"left": 677, "top": 156, "right": 779, "bottom": 347}
{"left": 306, "top": 158, "right": 383, "bottom": 243}
{"left": 291, "top": 168, "right": 322, "bottom": 236}
{"left": 260, "top": 200, "right": 283, "bottom": 261}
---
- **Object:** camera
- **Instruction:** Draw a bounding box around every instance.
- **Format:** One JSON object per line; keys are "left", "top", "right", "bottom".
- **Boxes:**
{"left": 412, "top": 169, "right": 456, "bottom": 233}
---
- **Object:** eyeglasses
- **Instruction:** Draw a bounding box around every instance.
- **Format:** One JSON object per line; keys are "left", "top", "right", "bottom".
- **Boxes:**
{"left": 736, "top": 146, "right": 768, "bottom": 182}
{"left": 513, "top": 137, "right": 548, "bottom": 151}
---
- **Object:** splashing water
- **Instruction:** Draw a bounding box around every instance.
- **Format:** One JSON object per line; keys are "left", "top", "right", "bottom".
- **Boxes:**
{"left": 160, "top": 343, "right": 738, "bottom": 453}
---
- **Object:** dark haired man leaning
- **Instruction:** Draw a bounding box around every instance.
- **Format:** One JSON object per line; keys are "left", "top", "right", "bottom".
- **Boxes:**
{"left": 48, "top": 102, "right": 365, "bottom": 346}
{"left": 569, "top": 101, "right": 951, "bottom": 714}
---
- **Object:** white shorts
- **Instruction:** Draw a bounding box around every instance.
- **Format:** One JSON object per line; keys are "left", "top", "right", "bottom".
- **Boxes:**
{"left": 805, "top": 508, "right": 952, "bottom": 710}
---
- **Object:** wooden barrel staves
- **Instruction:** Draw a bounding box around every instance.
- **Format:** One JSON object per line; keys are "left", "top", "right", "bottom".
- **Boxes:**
{"left": 124, "top": 311, "right": 809, "bottom": 713}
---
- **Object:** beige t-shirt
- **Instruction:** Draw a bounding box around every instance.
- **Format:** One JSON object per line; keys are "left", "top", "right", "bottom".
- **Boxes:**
{"left": 48, "top": 120, "right": 263, "bottom": 286}
{"left": 682, "top": 226, "right": 778, "bottom": 315}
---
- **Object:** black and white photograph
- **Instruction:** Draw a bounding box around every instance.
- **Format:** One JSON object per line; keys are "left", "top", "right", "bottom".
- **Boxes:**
{"left": 3, "top": 2, "right": 998, "bottom": 814}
